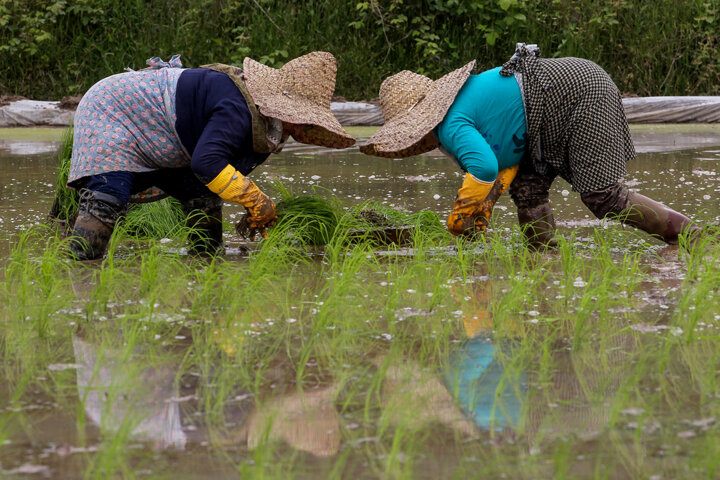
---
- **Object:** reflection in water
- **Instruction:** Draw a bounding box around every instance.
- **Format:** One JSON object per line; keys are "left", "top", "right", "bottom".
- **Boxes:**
{"left": 67, "top": 265, "right": 345, "bottom": 459}
{"left": 439, "top": 284, "right": 635, "bottom": 445}
{"left": 377, "top": 338, "right": 524, "bottom": 440}
{"left": 69, "top": 279, "right": 636, "bottom": 459}
{"left": 245, "top": 385, "right": 340, "bottom": 457}
{"left": 72, "top": 332, "right": 340, "bottom": 456}
{"left": 444, "top": 337, "right": 525, "bottom": 431}
{"left": 73, "top": 334, "right": 191, "bottom": 450}
{"left": 378, "top": 357, "right": 478, "bottom": 437}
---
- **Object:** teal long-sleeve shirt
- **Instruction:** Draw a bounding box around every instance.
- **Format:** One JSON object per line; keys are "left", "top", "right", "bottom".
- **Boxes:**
{"left": 434, "top": 67, "right": 527, "bottom": 182}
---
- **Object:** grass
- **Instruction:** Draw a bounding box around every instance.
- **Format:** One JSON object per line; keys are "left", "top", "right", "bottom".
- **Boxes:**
{"left": 0, "top": 127, "right": 68, "bottom": 141}
{"left": 49, "top": 128, "right": 187, "bottom": 238}
{"left": 1, "top": 198, "right": 720, "bottom": 478}
{"left": 3, "top": 140, "right": 720, "bottom": 478}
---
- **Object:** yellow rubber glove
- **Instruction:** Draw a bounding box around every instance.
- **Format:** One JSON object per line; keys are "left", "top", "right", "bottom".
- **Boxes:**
{"left": 207, "top": 165, "right": 277, "bottom": 239}
{"left": 447, "top": 173, "right": 494, "bottom": 237}
{"left": 474, "top": 164, "right": 519, "bottom": 231}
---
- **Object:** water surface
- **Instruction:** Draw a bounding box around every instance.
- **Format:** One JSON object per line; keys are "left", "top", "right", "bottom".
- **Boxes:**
{"left": 1, "top": 126, "right": 720, "bottom": 479}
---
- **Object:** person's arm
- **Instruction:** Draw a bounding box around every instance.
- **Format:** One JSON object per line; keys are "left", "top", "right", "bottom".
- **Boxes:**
{"left": 190, "top": 98, "right": 252, "bottom": 184}
{"left": 195, "top": 99, "right": 277, "bottom": 239}
{"left": 436, "top": 115, "right": 499, "bottom": 182}
{"left": 436, "top": 116, "right": 498, "bottom": 236}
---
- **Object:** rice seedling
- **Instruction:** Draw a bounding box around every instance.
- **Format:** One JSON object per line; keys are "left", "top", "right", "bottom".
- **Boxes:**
{"left": 5, "top": 143, "right": 720, "bottom": 478}
{"left": 273, "top": 194, "right": 339, "bottom": 246}
{"left": 121, "top": 198, "right": 186, "bottom": 239}
{"left": 48, "top": 127, "right": 78, "bottom": 225}
{"left": 48, "top": 129, "right": 187, "bottom": 242}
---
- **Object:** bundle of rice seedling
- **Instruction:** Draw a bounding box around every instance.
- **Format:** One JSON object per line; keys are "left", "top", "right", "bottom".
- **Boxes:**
{"left": 122, "top": 198, "right": 186, "bottom": 239}
{"left": 340, "top": 204, "right": 448, "bottom": 246}
{"left": 272, "top": 195, "right": 339, "bottom": 246}
{"left": 48, "top": 127, "right": 79, "bottom": 225}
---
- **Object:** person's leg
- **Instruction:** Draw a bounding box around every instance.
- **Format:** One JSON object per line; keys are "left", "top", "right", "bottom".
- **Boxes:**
{"left": 581, "top": 183, "right": 697, "bottom": 245}
{"left": 69, "top": 172, "right": 132, "bottom": 260}
{"left": 509, "top": 165, "right": 557, "bottom": 249}
{"left": 147, "top": 168, "right": 224, "bottom": 255}
{"left": 177, "top": 196, "right": 224, "bottom": 255}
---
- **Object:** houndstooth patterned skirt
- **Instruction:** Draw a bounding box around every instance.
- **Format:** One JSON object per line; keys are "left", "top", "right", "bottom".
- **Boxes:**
{"left": 502, "top": 49, "right": 635, "bottom": 193}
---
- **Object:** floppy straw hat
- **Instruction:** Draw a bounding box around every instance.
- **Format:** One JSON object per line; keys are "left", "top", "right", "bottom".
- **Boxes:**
{"left": 243, "top": 51, "right": 355, "bottom": 149}
{"left": 360, "top": 60, "right": 476, "bottom": 158}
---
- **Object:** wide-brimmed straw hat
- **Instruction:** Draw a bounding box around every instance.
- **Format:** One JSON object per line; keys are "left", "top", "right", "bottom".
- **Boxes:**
{"left": 360, "top": 60, "right": 476, "bottom": 158}
{"left": 243, "top": 51, "right": 355, "bottom": 149}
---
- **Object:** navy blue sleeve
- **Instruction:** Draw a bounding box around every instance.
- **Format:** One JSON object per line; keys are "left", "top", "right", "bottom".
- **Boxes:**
{"left": 175, "top": 69, "right": 270, "bottom": 185}
{"left": 191, "top": 97, "right": 252, "bottom": 184}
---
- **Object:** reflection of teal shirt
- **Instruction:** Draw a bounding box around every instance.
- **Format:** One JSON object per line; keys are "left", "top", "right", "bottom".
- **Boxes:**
{"left": 443, "top": 337, "right": 525, "bottom": 430}
{"left": 434, "top": 67, "right": 526, "bottom": 182}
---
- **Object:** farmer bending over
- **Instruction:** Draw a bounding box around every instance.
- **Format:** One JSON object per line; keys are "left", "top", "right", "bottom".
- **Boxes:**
{"left": 361, "top": 43, "right": 702, "bottom": 248}
{"left": 67, "top": 52, "right": 354, "bottom": 260}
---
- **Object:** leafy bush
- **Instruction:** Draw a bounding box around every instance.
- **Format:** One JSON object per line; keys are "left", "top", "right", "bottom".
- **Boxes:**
{"left": 2, "top": 0, "right": 719, "bottom": 100}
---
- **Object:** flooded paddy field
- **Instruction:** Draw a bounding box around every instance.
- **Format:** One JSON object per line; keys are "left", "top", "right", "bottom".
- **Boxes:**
{"left": 1, "top": 126, "right": 720, "bottom": 479}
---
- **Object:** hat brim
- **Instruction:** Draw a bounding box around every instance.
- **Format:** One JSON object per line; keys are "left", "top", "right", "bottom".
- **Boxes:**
{"left": 254, "top": 99, "right": 356, "bottom": 149}
{"left": 243, "top": 55, "right": 356, "bottom": 149}
{"left": 362, "top": 60, "right": 475, "bottom": 158}
{"left": 359, "top": 135, "right": 440, "bottom": 158}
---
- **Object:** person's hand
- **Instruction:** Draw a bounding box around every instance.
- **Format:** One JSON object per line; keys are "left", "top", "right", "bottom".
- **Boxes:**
{"left": 447, "top": 166, "right": 519, "bottom": 237}
{"left": 207, "top": 165, "right": 278, "bottom": 240}
{"left": 447, "top": 211, "right": 481, "bottom": 238}
{"left": 447, "top": 173, "right": 494, "bottom": 237}
{"left": 235, "top": 202, "right": 278, "bottom": 241}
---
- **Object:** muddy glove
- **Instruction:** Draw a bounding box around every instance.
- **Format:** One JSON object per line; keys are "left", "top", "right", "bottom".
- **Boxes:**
{"left": 447, "top": 173, "right": 494, "bottom": 237}
{"left": 234, "top": 213, "right": 274, "bottom": 241}
{"left": 206, "top": 165, "right": 277, "bottom": 240}
{"left": 473, "top": 165, "right": 519, "bottom": 231}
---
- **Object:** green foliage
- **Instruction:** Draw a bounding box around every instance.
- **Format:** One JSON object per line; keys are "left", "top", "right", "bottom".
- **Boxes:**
{"left": 49, "top": 127, "right": 78, "bottom": 223}
{"left": 48, "top": 129, "right": 186, "bottom": 238}
{"left": 2, "top": 0, "right": 720, "bottom": 99}
{"left": 274, "top": 195, "right": 340, "bottom": 246}
{"left": 122, "top": 198, "right": 186, "bottom": 239}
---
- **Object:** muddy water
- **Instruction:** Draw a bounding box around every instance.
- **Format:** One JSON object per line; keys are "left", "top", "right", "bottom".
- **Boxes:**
{"left": 2, "top": 126, "right": 720, "bottom": 258}
{"left": 1, "top": 126, "right": 720, "bottom": 478}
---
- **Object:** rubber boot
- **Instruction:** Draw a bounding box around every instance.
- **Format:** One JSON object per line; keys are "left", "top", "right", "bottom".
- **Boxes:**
{"left": 181, "top": 196, "right": 224, "bottom": 255}
{"left": 517, "top": 202, "right": 558, "bottom": 250}
{"left": 69, "top": 189, "right": 125, "bottom": 260}
{"left": 617, "top": 192, "right": 697, "bottom": 245}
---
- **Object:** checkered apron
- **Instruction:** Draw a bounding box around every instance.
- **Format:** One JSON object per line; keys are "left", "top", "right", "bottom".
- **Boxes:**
{"left": 501, "top": 45, "right": 636, "bottom": 193}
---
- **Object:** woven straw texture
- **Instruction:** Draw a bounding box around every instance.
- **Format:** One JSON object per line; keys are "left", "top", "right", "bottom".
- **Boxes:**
{"left": 243, "top": 52, "right": 355, "bottom": 149}
{"left": 360, "top": 60, "right": 476, "bottom": 158}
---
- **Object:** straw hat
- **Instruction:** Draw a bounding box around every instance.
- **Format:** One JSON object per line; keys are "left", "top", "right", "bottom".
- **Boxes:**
{"left": 360, "top": 60, "right": 476, "bottom": 158}
{"left": 243, "top": 51, "right": 355, "bottom": 149}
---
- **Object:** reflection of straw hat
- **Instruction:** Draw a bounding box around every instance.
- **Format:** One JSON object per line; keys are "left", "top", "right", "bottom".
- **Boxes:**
{"left": 246, "top": 387, "right": 340, "bottom": 457}
{"left": 360, "top": 60, "right": 476, "bottom": 158}
{"left": 243, "top": 52, "right": 355, "bottom": 149}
